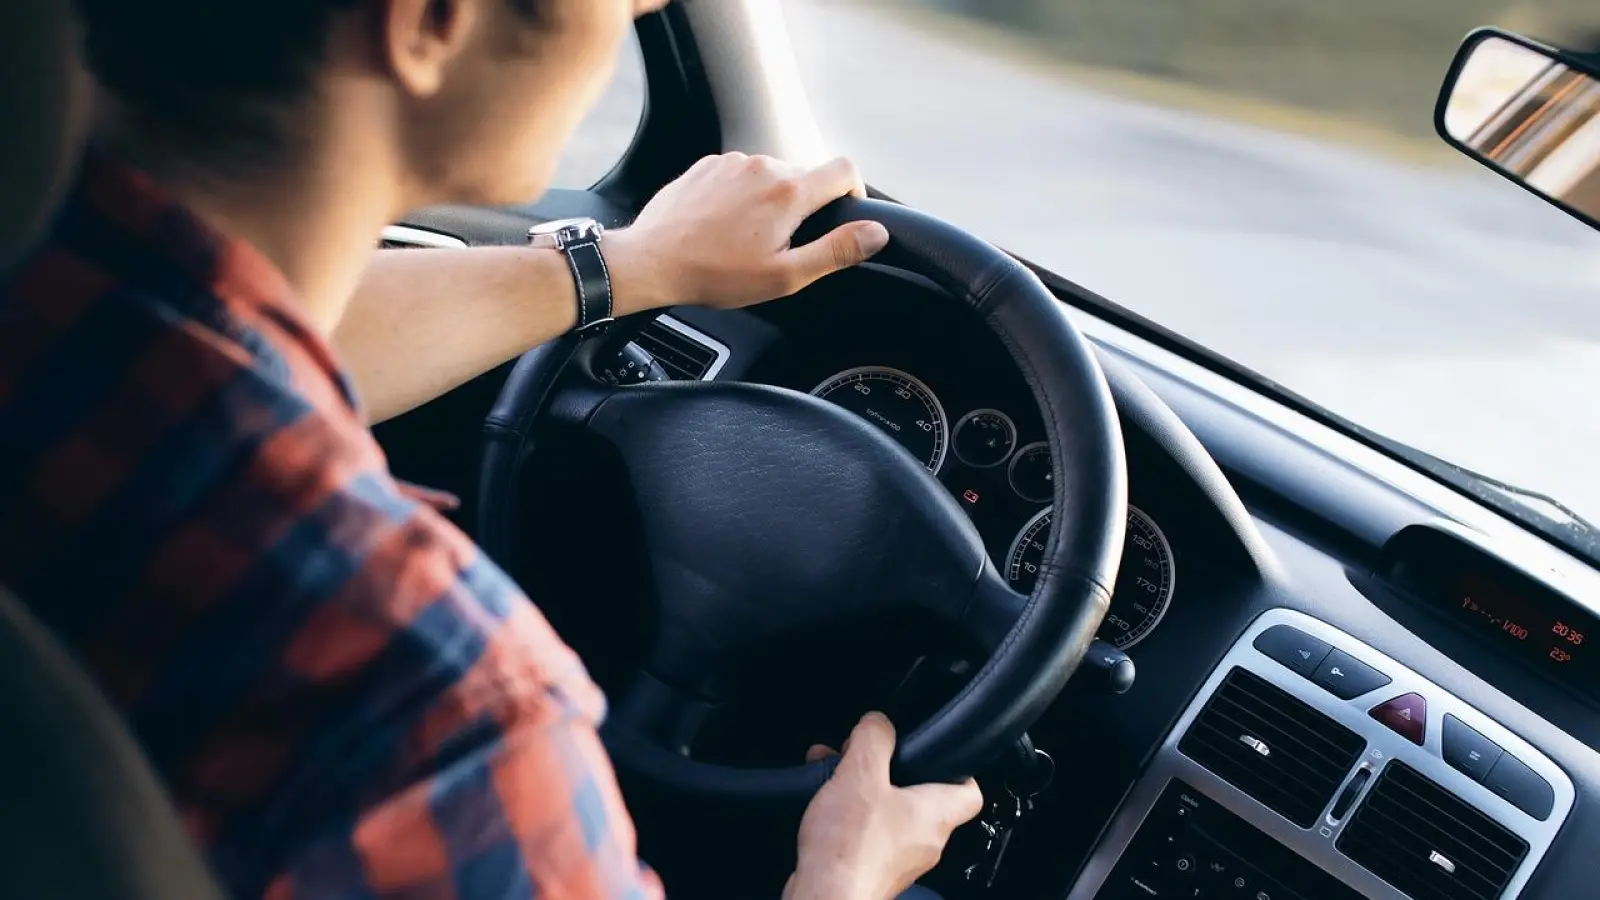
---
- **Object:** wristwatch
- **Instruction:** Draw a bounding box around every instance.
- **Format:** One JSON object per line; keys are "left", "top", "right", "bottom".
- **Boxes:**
{"left": 528, "top": 217, "right": 614, "bottom": 338}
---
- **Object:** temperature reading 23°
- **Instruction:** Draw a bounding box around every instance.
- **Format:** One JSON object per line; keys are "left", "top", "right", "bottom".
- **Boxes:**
{"left": 1005, "top": 505, "right": 1175, "bottom": 650}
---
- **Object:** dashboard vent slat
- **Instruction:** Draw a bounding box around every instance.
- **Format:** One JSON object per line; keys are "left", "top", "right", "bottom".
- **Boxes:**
{"left": 1338, "top": 761, "right": 1528, "bottom": 900}
{"left": 635, "top": 319, "right": 720, "bottom": 381}
{"left": 1179, "top": 667, "right": 1366, "bottom": 827}
{"left": 377, "top": 225, "right": 467, "bottom": 251}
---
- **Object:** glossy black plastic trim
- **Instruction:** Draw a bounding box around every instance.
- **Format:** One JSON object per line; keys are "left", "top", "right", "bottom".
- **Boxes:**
{"left": 587, "top": 6, "right": 721, "bottom": 211}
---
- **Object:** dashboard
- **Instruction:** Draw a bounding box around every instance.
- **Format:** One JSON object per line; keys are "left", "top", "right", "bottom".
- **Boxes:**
{"left": 376, "top": 214, "right": 1600, "bottom": 900}
{"left": 616, "top": 264, "right": 1600, "bottom": 900}
{"left": 803, "top": 361, "right": 1173, "bottom": 652}
{"left": 714, "top": 264, "right": 1257, "bottom": 661}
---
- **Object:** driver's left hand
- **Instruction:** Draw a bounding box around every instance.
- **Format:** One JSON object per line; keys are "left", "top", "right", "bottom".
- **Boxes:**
{"left": 605, "top": 153, "right": 891, "bottom": 315}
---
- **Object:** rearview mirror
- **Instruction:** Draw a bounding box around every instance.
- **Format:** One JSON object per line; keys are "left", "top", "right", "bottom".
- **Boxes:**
{"left": 1437, "top": 28, "right": 1600, "bottom": 231}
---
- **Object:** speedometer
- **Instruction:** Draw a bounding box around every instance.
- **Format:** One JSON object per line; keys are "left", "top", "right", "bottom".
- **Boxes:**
{"left": 1004, "top": 505, "right": 1175, "bottom": 650}
{"left": 811, "top": 366, "right": 949, "bottom": 472}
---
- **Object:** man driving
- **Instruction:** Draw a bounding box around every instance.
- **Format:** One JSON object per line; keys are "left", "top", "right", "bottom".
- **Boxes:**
{"left": 0, "top": 1, "right": 982, "bottom": 898}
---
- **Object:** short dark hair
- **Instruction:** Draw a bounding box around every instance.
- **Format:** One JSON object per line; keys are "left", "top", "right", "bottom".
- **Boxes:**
{"left": 74, "top": 1, "right": 363, "bottom": 167}
{"left": 74, "top": 1, "right": 547, "bottom": 170}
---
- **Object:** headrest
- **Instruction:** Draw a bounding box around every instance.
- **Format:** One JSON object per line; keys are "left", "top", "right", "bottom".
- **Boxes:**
{"left": 0, "top": 0, "right": 90, "bottom": 272}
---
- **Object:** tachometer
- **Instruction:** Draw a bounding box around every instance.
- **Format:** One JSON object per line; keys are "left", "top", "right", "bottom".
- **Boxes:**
{"left": 811, "top": 366, "right": 949, "bottom": 472}
{"left": 1004, "top": 505, "right": 1175, "bottom": 650}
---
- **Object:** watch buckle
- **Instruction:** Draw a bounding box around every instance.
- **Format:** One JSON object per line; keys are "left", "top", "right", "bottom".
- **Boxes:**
{"left": 575, "top": 317, "right": 615, "bottom": 338}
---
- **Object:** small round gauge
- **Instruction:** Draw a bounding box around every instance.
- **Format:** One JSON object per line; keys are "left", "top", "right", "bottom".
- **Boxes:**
{"left": 811, "top": 366, "right": 949, "bottom": 473}
{"left": 1007, "top": 441, "right": 1054, "bottom": 503}
{"left": 1004, "top": 505, "right": 1175, "bottom": 651}
{"left": 952, "top": 409, "right": 1017, "bottom": 469}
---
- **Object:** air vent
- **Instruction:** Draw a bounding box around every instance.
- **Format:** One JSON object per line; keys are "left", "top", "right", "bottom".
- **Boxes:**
{"left": 1179, "top": 667, "right": 1366, "bottom": 827}
{"left": 378, "top": 225, "right": 467, "bottom": 250}
{"left": 1338, "top": 761, "right": 1528, "bottom": 900}
{"left": 634, "top": 317, "right": 727, "bottom": 381}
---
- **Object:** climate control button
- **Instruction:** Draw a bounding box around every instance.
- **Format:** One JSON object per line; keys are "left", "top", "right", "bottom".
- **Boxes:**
{"left": 1442, "top": 714, "right": 1502, "bottom": 782}
{"left": 1485, "top": 753, "right": 1555, "bottom": 821}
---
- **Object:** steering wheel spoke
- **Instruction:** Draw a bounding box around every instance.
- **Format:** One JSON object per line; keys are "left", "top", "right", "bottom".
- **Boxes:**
{"left": 606, "top": 669, "right": 719, "bottom": 756}
{"left": 957, "top": 565, "right": 1030, "bottom": 653}
{"left": 544, "top": 364, "right": 625, "bottom": 428}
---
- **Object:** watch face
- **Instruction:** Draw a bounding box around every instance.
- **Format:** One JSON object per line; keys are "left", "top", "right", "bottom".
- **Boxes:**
{"left": 528, "top": 218, "right": 603, "bottom": 250}
{"left": 528, "top": 217, "right": 592, "bottom": 235}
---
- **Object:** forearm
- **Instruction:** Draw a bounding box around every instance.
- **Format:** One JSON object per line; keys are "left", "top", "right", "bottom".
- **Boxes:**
{"left": 336, "top": 151, "right": 885, "bottom": 424}
{"left": 336, "top": 233, "right": 668, "bottom": 423}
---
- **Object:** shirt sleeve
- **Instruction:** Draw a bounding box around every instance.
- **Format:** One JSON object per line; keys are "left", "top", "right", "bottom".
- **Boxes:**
{"left": 250, "top": 493, "right": 664, "bottom": 900}
{"left": 107, "top": 373, "right": 662, "bottom": 899}
{"left": 1, "top": 164, "right": 658, "bottom": 899}
{"left": 263, "top": 608, "right": 665, "bottom": 899}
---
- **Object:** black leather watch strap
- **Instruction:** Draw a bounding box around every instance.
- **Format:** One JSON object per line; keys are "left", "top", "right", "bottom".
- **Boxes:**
{"left": 563, "top": 237, "right": 613, "bottom": 337}
{"left": 530, "top": 219, "right": 615, "bottom": 339}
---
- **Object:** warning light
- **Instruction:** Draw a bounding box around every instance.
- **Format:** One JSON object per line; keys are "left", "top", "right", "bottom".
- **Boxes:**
{"left": 961, "top": 489, "right": 981, "bottom": 505}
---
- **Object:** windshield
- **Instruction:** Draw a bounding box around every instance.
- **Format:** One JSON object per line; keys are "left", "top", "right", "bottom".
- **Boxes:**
{"left": 781, "top": 2, "right": 1600, "bottom": 531}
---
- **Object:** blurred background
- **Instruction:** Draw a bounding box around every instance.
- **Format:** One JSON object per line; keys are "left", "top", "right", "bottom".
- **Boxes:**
{"left": 558, "top": 1, "right": 1600, "bottom": 528}
{"left": 907, "top": 0, "right": 1600, "bottom": 143}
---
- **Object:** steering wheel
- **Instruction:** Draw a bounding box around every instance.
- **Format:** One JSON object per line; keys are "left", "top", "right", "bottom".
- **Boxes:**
{"left": 477, "top": 198, "right": 1127, "bottom": 807}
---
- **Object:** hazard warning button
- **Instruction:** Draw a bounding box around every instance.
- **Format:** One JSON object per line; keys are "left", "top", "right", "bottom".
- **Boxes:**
{"left": 1370, "top": 693, "right": 1428, "bottom": 745}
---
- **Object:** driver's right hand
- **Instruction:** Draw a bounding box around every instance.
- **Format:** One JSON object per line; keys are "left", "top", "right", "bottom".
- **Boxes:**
{"left": 783, "top": 712, "right": 985, "bottom": 900}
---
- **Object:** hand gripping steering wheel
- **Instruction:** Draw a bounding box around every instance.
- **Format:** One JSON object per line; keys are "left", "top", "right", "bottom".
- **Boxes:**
{"left": 477, "top": 198, "right": 1127, "bottom": 806}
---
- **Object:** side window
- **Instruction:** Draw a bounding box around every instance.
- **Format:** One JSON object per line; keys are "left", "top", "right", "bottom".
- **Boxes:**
{"left": 551, "top": 31, "right": 646, "bottom": 188}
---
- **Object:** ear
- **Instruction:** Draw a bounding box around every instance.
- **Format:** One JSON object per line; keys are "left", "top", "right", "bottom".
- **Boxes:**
{"left": 381, "top": 0, "right": 480, "bottom": 98}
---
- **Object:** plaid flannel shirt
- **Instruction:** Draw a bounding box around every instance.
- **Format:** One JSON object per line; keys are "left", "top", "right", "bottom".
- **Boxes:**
{"left": 0, "top": 151, "right": 663, "bottom": 900}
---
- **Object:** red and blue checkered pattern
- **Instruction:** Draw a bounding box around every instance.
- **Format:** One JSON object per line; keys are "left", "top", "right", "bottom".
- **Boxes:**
{"left": 0, "top": 151, "right": 662, "bottom": 900}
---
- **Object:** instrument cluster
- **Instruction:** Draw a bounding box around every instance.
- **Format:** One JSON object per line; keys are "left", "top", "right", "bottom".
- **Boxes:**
{"left": 810, "top": 364, "right": 1175, "bottom": 651}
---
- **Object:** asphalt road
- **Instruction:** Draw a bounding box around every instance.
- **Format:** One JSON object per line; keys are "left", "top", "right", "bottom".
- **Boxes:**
{"left": 558, "top": 2, "right": 1600, "bottom": 523}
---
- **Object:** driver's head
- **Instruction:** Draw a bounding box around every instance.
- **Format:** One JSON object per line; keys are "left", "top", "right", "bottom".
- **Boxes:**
{"left": 74, "top": 0, "right": 666, "bottom": 210}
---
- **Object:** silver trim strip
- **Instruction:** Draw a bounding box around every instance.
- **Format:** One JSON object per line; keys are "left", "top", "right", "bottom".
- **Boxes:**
{"left": 1065, "top": 608, "right": 1574, "bottom": 900}
{"left": 378, "top": 224, "right": 469, "bottom": 250}
{"left": 652, "top": 315, "right": 732, "bottom": 381}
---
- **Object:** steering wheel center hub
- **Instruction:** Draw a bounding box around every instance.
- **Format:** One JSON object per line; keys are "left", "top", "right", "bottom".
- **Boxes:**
{"left": 585, "top": 382, "right": 988, "bottom": 682}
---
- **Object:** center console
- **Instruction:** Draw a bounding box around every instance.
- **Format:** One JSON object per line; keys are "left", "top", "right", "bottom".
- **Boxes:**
{"left": 1092, "top": 780, "right": 1365, "bottom": 900}
{"left": 1067, "top": 609, "right": 1573, "bottom": 900}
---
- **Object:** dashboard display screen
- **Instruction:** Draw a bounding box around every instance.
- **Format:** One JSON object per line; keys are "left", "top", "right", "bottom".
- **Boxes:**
{"left": 1449, "top": 570, "right": 1600, "bottom": 685}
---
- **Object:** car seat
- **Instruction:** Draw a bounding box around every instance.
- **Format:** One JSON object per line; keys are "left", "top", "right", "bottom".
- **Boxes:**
{"left": 0, "top": 1, "right": 226, "bottom": 896}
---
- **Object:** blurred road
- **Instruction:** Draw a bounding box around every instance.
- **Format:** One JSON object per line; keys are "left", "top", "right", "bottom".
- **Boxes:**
{"left": 561, "top": 1, "right": 1600, "bottom": 522}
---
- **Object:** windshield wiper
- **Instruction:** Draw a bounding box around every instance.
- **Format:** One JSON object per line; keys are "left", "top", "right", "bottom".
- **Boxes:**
{"left": 1472, "top": 475, "right": 1598, "bottom": 533}
{"left": 1369, "top": 436, "right": 1600, "bottom": 542}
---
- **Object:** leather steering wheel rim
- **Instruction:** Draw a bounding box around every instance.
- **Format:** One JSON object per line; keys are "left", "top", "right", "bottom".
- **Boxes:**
{"left": 478, "top": 197, "right": 1127, "bottom": 807}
